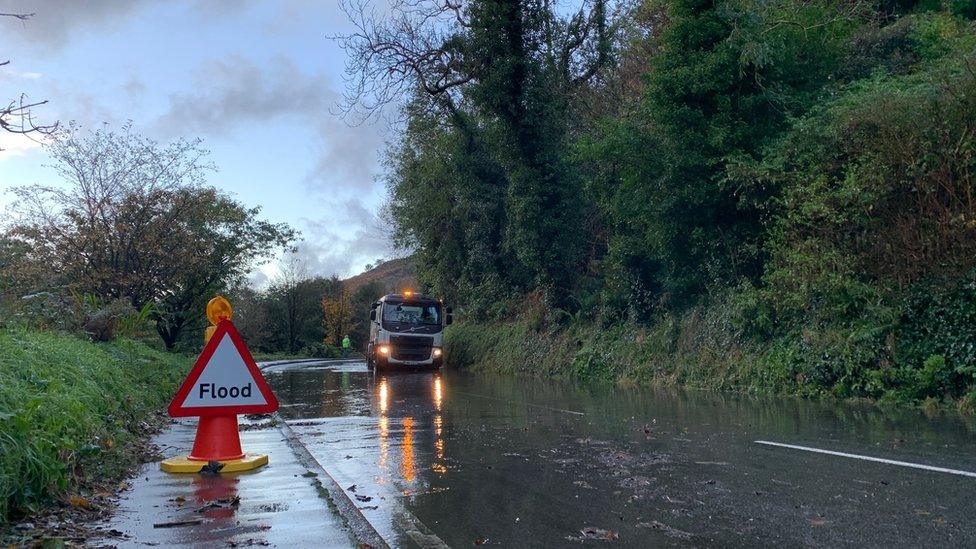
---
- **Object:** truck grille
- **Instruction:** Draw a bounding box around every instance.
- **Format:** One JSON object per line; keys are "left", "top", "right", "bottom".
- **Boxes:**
{"left": 390, "top": 335, "right": 432, "bottom": 361}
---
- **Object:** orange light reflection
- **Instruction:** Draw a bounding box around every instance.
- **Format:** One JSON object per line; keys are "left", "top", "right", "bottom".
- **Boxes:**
{"left": 401, "top": 417, "right": 415, "bottom": 483}
{"left": 378, "top": 377, "right": 389, "bottom": 414}
{"left": 433, "top": 377, "right": 443, "bottom": 411}
{"left": 378, "top": 415, "right": 389, "bottom": 469}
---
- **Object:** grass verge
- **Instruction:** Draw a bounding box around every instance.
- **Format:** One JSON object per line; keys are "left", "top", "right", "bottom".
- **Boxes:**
{"left": 0, "top": 328, "right": 189, "bottom": 524}
{"left": 444, "top": 288, "right": 976, "bottom": 413}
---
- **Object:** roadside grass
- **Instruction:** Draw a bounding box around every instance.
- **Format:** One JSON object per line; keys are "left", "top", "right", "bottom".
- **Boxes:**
{"left": 444, "top": 287, "right": 976, "bottom": 413}
{"left": 0, "top": 328, "right": 189, "bottom": 523}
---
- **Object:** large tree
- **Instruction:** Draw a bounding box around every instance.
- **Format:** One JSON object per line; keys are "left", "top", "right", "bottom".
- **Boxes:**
{"left": 5, "top": 123, "right": 296, "bottom": 349}
{"left": 339, "top": 0, "right": 617, "bottom": 310}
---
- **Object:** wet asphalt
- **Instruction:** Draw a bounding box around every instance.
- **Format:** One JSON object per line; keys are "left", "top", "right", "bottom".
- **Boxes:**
{"left": 104, "top": 417, "right": 357, "bottom": 548}
{"left": 262, "top": 361, "right": 976, "bottom": 548}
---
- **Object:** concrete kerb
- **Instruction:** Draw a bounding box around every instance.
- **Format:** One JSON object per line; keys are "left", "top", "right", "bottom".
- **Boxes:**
{"left": 276, "top": 417, "right": 389, "bottom": 549}
{"left": 256, "top": 358, "right": 389, "bottom": 549}
{"left": 258, "top": 358, "right": 364, "bottom": 370}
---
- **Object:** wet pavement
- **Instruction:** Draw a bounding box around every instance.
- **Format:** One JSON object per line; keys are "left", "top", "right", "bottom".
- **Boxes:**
{"left": 103, "top": 417, "right": 358, "bottom": 548}
{"left": 264, "top": 361, "right": 976, "bottom": 548}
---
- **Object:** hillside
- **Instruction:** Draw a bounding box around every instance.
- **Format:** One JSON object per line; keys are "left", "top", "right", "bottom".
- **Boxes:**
{"left": 342, "top": 256, "right": 417, "bottom": 295}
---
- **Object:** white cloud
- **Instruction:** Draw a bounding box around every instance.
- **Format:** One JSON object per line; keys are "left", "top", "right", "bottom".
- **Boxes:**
{"left": 152, "top": 55, "right": 335, "bottom": 138}
{"left": 11, "top": 70, "right": 42, "bottom": 80}
{"left": 277, "top": 203, "right": 394, "bottom": 280}
{"left": 151, "top": 54, "right": 387, "bottom": 192}
{"left": 0, "top": 132, "right": 45, "bottom": 160}
{"left": 304, "top": 116, "right": 386, "bottom": 191}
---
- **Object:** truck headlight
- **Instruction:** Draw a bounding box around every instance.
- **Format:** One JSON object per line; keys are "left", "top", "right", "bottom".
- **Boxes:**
{"left": 432, "top": 348, "right": 442, "bottom": 358}
{"left": 378, "top": 345, "right": 390, "bottom": 355}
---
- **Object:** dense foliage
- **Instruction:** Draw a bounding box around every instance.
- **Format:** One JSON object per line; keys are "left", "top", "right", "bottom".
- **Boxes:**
{"left": 356, "top": 0, "right": 976, "bottom": 404}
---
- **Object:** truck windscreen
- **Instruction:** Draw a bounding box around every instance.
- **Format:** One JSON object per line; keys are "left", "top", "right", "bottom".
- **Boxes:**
{"left": 382, "top": 303, "right": 441, "bottom": 326}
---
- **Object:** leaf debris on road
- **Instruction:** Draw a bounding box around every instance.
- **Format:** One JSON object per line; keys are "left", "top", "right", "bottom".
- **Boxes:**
{"left": 153, "top": 518, "right": 204, "bottom": 528}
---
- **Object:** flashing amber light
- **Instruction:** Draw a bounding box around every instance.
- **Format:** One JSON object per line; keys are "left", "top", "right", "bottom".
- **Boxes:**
{"left": 403, "top": 289, "right": 413, "bottom": 297}
{"left": 378, "top": 345, "right": 391, "bottom": 356}
{"left": 206, "top": 296, "right": 233, "bottom": 325}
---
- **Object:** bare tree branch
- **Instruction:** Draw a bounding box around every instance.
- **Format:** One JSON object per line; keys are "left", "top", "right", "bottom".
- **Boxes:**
{"left": 0, "top": 12, "right": 34, "bottom": 21}
{"left": 1, "top": 11, "right": 57, "bottom": 147}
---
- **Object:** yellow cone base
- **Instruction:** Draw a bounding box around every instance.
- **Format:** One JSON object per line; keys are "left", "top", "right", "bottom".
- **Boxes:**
{"left": 160, "top": 453, "right": 269, "bottom": 474}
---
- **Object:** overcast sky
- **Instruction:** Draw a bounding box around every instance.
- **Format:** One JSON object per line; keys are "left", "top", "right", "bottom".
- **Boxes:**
{"left": 0, "top": 0, "right": 398, "bottom": 286}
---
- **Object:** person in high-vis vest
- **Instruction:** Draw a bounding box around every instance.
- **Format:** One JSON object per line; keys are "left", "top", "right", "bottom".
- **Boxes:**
{"left": 341, "top": 335, "right": 351, "bottom": 358}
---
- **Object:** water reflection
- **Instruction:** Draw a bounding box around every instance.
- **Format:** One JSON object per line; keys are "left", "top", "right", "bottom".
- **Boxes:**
{"left": 369, "top": 373, "right": 448, "bottom": 488}
{"left": 400, "top": 416, "right": 415, "bottom": 482}
{"left": 192, "top": 475, "right": 239, "bottom": 520}
{"left": 434, "top": 376, "right": 443, "bottom": 411}
{"left": 378, "top": 377, "right": 389, "bottom": 414}
{"left": 268, "top": 362, "right": 976, "bottom": 547}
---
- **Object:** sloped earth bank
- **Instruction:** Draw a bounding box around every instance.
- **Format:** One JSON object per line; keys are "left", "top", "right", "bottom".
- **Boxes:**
{"left": 264, "top": 361, "right": 976, "bottom": 547}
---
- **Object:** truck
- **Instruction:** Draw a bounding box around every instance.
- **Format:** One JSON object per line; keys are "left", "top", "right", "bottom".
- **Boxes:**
{"left": 366, "top": 291, "right": 453, "bottom": 371}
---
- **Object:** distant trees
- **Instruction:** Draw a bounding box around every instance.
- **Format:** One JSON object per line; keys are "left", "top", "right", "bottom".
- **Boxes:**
{"left": 2, "top": 124, "right": 296, "bottom": 349}
{"left": 346, "top": 280, "right": 384, "bottom": 351}
{"left": 261, "top": 259, "right": 342, "bottom": 353}
{"left": 322, "top": 289, "right": 353, "bottom": 346}
{"left": 229, "top": 269, "right": 384, "bottom": 356}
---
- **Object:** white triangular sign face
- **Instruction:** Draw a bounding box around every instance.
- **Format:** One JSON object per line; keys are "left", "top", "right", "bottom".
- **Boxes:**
{"left": 177, "top": 332, "right": 269, "bottom": 408}
{"left": 168, "top": 319, "right": 278, "bottom": 417}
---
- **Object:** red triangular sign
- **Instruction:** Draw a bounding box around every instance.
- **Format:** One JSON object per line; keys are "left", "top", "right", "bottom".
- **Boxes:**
{"left": 168, "top": 319, "right": 279, "bottom": 417}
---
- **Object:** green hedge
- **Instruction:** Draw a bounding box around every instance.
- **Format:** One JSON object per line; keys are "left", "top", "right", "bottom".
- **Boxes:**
{"left": 445, "top": 274, "right": 976, "bottom": 410}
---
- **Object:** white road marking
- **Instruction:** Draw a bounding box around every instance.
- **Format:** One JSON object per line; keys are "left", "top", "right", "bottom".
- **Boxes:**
{"left": 755, "top": 440, "right": 976, "bottom": 478}
{"left": 453, "top": 390, "right": 586, "bottom": 416}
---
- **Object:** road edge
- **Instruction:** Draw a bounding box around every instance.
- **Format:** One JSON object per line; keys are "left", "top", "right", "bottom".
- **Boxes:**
{"left": 258, "top": 359, "right": 389, "bottom": 549}
{"left": 276, "top": 417, "right": 390, "bottom": 549}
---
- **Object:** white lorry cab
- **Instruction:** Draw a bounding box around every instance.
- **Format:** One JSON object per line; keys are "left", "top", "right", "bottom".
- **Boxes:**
{"left": 367, "top": 291, "right": 453, "bottom": 371}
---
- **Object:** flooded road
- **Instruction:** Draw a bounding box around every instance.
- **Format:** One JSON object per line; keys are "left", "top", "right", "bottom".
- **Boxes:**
{"left": 264, "top": 361, "right": 976, "bottom": 547}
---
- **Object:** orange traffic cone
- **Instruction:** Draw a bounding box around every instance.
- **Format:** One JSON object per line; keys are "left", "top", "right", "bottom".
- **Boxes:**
{"left": 188, "top": 415, "right": 245, "bottom": 461}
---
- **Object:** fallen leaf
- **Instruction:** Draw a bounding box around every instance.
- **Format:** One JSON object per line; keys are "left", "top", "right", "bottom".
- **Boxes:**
{"left": 580, "top": 527, "right": 618, "bottom": 541}
{"left": 637, "top": 520, "right": 693, "bottom": 539}
{"left": 68, "top": 495, "right": 91, "bottom": 509}
{"left": 153, "top": 518, "right": 204, "bottom": 528}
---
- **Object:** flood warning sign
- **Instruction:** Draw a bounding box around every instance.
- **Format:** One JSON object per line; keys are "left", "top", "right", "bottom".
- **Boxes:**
{"left": 168, "top": 320, "right": 279, "bottom": 417}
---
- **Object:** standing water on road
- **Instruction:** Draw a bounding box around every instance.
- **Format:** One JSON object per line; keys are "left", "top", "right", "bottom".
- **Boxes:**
{"left": 264, "top": 361, "right": 976, "bottom": 548}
